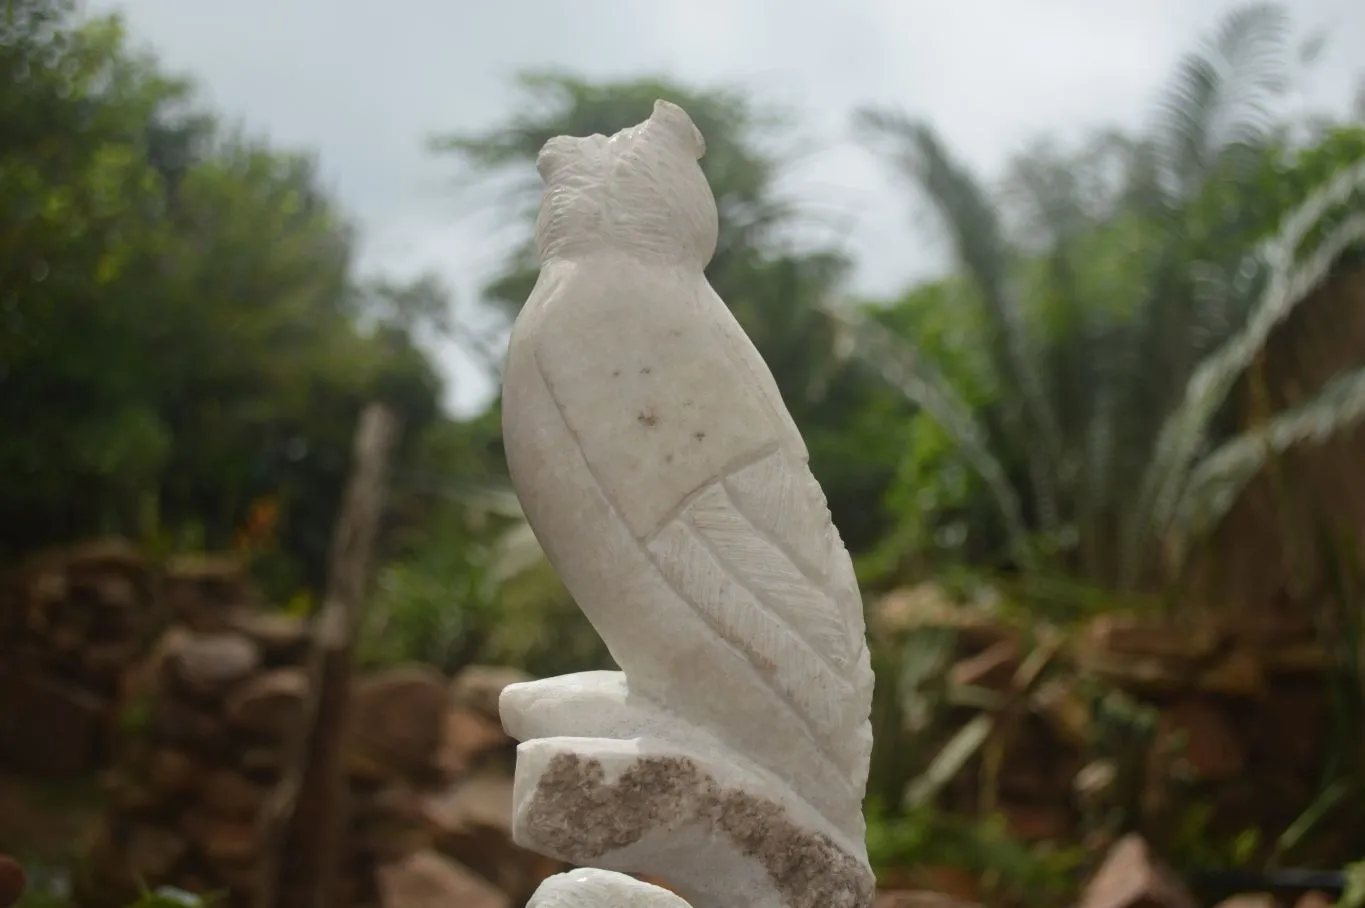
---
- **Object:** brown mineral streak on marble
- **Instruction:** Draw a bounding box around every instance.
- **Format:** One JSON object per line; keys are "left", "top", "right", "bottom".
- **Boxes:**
{"left": 523, "top": 753, "right": 874, "bottom": 908}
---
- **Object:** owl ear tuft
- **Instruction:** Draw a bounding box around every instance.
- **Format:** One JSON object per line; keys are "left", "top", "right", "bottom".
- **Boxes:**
{"left": 536, "top": 137, "right": 577, "bottom": 183}
{"left": 650, "top": 100, "right": 706, "bottom": 160}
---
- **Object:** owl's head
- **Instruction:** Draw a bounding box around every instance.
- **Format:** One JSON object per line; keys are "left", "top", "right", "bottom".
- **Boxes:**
{"left": 533, "top": 100, "right": 719, "bottom": 269}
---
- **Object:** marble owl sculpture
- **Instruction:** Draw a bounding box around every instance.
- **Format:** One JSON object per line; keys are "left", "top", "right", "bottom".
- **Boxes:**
{"left": 499, "top": 100, "right": 877, "bottom": 908}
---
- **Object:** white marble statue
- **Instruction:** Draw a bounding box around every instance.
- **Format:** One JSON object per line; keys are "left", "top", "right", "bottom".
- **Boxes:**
{"left": 499, "top": 99, "right": 876, "bottom": 908}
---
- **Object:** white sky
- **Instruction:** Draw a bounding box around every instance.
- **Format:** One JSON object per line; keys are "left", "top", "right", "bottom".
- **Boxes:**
{"left": 88, "top": 0, "right": 1365, "bottom": 415}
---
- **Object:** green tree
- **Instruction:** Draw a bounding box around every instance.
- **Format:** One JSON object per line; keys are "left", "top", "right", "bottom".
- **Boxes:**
{"left": 846, "top": 1, "right": 1365, "bottom": 597}
{"left": 0, "top": 0, "right": 451, "bottom": 595}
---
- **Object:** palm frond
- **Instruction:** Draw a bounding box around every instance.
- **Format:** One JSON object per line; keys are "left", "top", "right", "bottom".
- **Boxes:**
{"left": 1153, "top": 1, "right": 1293, "bottom": 193}
{"left": 999, "top": 141, "right": 1137, "bottom": 486}
{"left": 825, "top": 306, "right": 1035, "bottom": 569}
{"left": 1126, "top": 161, "right": 1365, "bottom": 584}
{"left": 855, "top": 109, "right": 1064, "bottom": 535}
{"left": 1175, "top": 363, "right": 1365, "bottom": 544}
{"left": 999, "top": 139, "right": 1096, "bottom": 250}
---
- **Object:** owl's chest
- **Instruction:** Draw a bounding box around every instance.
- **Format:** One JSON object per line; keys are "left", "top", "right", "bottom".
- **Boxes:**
{"left": 528, "top": 272, "right": 780, "bottom": 540}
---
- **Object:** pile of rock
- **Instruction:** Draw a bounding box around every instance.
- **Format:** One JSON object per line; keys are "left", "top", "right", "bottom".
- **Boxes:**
{"left": 79, "top": 600, "right": 446, "bottom": 908}
{"left": 78, "top": 614, "right": 563, "bottom": 908}
{"left": 0, "top": 540, "right": 158, "bottom": 775}
{"left": 414, "top": 666, "right": 566, "bottom": 908}
{"left": 873, "top": 585, "right": 1356, "bottom": 868}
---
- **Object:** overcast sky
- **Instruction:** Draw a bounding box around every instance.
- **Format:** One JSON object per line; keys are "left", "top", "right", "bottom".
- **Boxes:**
{"left": 88, "top": 0, "right": 1364, "bottom": 415}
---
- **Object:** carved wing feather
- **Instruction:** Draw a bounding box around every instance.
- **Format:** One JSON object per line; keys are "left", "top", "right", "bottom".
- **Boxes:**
{"left": 688, "top": 487, "right": 853, "bottom": 671}
{"left": 723, "top": 451, "right": 867, "bottom": 659}
{"left": 644, "top": 448, "right": 872, "bottom": 783}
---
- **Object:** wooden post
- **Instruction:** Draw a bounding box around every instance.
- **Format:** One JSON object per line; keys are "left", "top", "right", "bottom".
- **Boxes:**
{"left": 254, "top": 402, "right": 402, "bottom": 908}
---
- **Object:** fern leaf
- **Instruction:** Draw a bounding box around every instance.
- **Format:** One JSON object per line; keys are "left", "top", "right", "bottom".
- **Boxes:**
{"left": 824, "top": 306, "right": 1035, "bottom": 569}
{"left": 855, "top": 111, "right": 1064, "bottom": 536}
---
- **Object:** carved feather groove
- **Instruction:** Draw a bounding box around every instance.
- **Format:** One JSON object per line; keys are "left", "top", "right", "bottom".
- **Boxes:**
{"left": 645, "top": 450, "right": 876, "bottom": 785}
{"left": 723, "top": 450, "right": 866, "bottom": 658}
{"left": 724, "top": 452, "right": 836, "bottom": 582}
{"left": 688, "top": 485, "right": 851, "bottom": 670}
{"left": 646, "top": 519, "right": 852, "bottom": 745}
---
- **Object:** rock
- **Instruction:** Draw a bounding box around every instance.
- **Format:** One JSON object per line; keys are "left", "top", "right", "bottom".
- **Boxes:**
{"left": 1031, "top": 678, "right": 1090, "bottom": 746}
{"left": 161, "top": 556, "right": 256, "bottom": 630}
{"left": 1264, "top": 641, "right": 1329, "bottom": 674}
{"left": 123, "top": 626, "right": 192, "bottom": 702}
{"left": 999, "top": 802, "right": 1071, "bottom": 841}
{"left": 240, "top": 745, "right": 285, "bottom": 775}
{"left": 84, "top": 641, "right": 140, "bottom": 686}
{"left": 200, "top": 769, "right": 268, "bottom": 818}
{"left": 82, "top": 821, "right": 132, "bottom": 893}
{"left": 80, "top": 574, "right": 139, "bottom": 611}
{"left": 184, "top": 809, "right": 258, "bottom": 865}
{"left": 168, "top": 632, "right": 261, "bottom": 697}
{"left": 948, "top": 638, "right": 1019, "bottom": 691}
{"left": 224, "top": 668, "right": 307, "bottom": 739}
{"left": 376, "top": 849, "right": 509, "bottom": 908}
{"left": 436, "top": 707, "right": 513, "bottom": 777}
{"left": 1213, "top": 895, "right": 1276, "bottom": 908}
{"left": 1078, "top": 834, "right": 1197, "bottom": 908}
{"left": 874, "top": 893, "right": 980, "bottom": 908}
{"left": 530, "top": 870, "right": 693, "bottom": 908}
{"left": 873, "top": 584, "right": 1014, "bottom": 651}
{"left": 1075, "top": 616, "right": 1224, "bottom": 695}
{"left": 1078, "top": 652, "right": 1192, "bottom": 695}
{"left": 451, "top": 665, "right": 533, "bottom": 719}
{"left": 0, "top": 668, "right": 106, "bottom": 775}
{"left": 348, "top": 665, "right": 450, "bottom": 778}
{"left": 222, "top": 609, "right": 310, "bottom": 663}
{"left": 422, "top": 770, "right": 563, "bottom": 901}
{"left": 108, "top": 779, "right": 160, "bottom": 814}
{"left": 1074, "top": 760, "right": 1118, "bottom": 806}
{"left": 62, "top": 538, "right": 147, "bottom": 576}
{"left": 1294, "top": 892, "right": 1335, "bottom": 908}
{"left": 353, "top": 786, "right": 434, "bottom": 860}
{"left": 147, "top": 749, "right": 204, "bottom": 794}
{"left": 1159, "top": 697, "right": 1245, "bottom": 781}
{"left": 123, "top": 825, "right": 187, "bottom": 879}
{"left": 149, "top": 697, "right": 228, "bottom": 753}
{"left": 877, "top": 867, "right": 981, "bottom": 903}
{"left": 1221, "top": 613, "right": 1317, "bottom": 646}
{"left": 1087, "top": 616, "right": 1221, "bottom": 661}
{"left": 1197, "top": 646, "right": 1265, "bottom": 698}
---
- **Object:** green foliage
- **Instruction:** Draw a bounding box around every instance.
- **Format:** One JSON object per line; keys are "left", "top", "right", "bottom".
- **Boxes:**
{"left": 359, "top": 502, "right": 501, "bottom": 673}
{"left": 846, "top": 1, "right": 1365, "bottom": 595}
{"left": 1343, "top": 860, "right": 1365, "bottom": 908}
{"left": 1168, "top": 802, "right": 1264, "bottom": 871}
{"left": 0, "top": 0, "right": 455, "bottom": 595}
{"left": 865, "top": 802, "right": 1084, "bottom": 906}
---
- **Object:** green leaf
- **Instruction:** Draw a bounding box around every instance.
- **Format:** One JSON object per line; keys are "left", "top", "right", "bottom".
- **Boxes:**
{"left": 904, "top": 713, "right": 995, "bottom": 809}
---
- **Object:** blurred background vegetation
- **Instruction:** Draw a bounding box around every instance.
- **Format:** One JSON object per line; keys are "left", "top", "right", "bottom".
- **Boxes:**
{"left": 4, "top": 0, "right": 1365, "bottom": 904}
